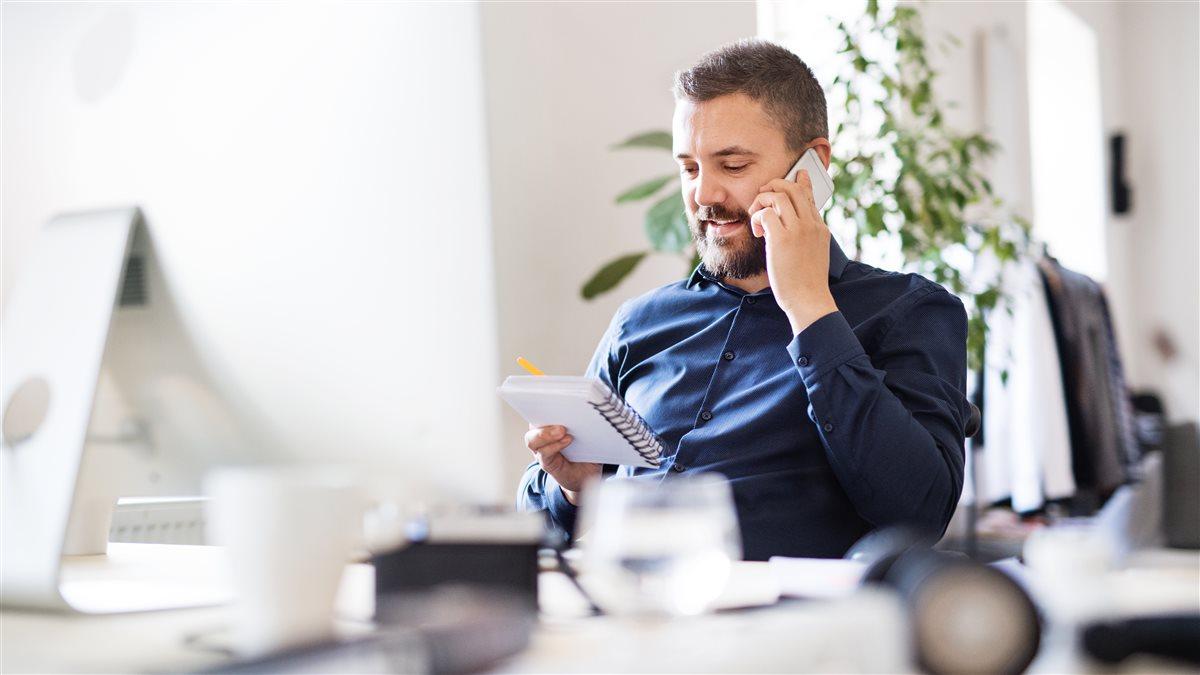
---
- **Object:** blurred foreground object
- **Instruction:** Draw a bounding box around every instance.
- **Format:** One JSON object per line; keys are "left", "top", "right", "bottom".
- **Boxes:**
{"left": 205, "top": 465, "right": 364, "bottom": 658}
{"left": 1162, "top": 422, "right": 1200, "bottom": 548}
{"left": 1082, "top": 615, "right": 1200, "bottom": 667}
{"left": 0, "top": 207, "right": 247, "bottom": 612}
{"left": 576, "top": 473, "right": 741, "bottom": 616}
{"left": 207, "top": 586, "right": 534, "bottom": 675}
{"left": 369, "top": 506, "right": 544, "bottom": 616}
{"left": 850, "top": 527, "right": 1041, "bottom": 675}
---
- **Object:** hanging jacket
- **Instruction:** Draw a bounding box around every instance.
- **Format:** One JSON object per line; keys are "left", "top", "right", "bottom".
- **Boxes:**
{"left": 1038, "top": 256, "right": 1138, "bottom": 507}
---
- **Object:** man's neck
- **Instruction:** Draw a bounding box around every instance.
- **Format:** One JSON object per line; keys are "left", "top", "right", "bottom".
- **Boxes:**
{"left": 721, "top": 272, "right": 771, "bottom": 295}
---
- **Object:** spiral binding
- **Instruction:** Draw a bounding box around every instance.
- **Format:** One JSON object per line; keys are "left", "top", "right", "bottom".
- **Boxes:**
{"left": 589, "top": 390, "right": 664, "bottom": 466}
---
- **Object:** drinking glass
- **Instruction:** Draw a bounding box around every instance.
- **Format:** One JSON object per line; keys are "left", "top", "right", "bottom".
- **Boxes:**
{"left": 578, "top": 472, "right": 741, "bottom": 616}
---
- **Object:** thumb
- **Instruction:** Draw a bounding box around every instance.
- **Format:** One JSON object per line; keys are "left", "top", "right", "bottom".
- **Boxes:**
{"left": 750, "top": 209, "right": 766, "bottom": 238}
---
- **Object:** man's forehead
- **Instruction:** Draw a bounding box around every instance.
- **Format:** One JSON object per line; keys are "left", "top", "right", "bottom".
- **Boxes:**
{"left": 672, "top": 94, "right": 781, "bottom": 159}
{"left": 674, "top": 144, "right": 760, "bottom": 160}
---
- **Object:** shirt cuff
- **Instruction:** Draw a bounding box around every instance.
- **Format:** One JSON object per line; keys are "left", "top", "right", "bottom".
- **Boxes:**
{"left": 546, "top": 479, "right": 579, "bottom": 534}
{"left": 786, "top": 311, "right": 866, "bottom": 385}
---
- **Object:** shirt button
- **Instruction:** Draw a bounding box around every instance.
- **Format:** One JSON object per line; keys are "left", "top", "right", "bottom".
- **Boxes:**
{"left": 823, "top": 422, "right": 834, "bottom": 433}
{"left": 722, "top": 351, "right": 735, "bottom": 361}
{"left": 672, "top": 463, "right": 686, "bottom": 473}
{"left": 797, "top": 355, "right": 810, "bottom": 367}
{"left": 700, "top": 410, "right": 713, "bottom": 422}
{"left": 745, "top": 297, "right": 757, "bottom": 305}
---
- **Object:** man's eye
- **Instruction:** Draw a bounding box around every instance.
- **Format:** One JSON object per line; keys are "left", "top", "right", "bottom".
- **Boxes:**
{"left": 726, "top": 164, "right": 748, "bottom": 173}
{"left": 681, "top": 166, "right": 698, "bottom": 176}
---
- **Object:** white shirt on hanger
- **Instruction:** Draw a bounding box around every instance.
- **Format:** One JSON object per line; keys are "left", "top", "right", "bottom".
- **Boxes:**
{"left": 981, "top": 258, "right": 1075, "bottom": 512}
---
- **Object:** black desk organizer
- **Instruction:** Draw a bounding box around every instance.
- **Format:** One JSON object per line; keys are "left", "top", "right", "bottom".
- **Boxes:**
{"left": 372, "top": 540, "right": 541, "bottom": 615}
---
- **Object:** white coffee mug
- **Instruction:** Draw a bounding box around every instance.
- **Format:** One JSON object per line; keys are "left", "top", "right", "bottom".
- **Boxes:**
{"left": 205, "top": 464, "right": 363, "bottom": 657}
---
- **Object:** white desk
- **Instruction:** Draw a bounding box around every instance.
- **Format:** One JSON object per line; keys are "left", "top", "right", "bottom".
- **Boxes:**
{"left": 1, "top": 545, "right": 908, "bottom": 673}
{"left": 2, "top": 544, "right": 1197, "bottom": 673}
{"left": 498, "top": 568, "right": 909, "bottom": 673}
{"left": 0, "top": 544, "right": 373, "bottom": 673}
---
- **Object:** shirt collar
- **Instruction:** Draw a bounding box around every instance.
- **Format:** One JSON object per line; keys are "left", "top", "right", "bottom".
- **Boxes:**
{"left": 687, "top": 237, "right": 850, "bottom": 289}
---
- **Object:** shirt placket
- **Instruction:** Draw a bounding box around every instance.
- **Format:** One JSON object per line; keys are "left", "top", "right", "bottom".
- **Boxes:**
{"left": 670, "top": 290, "right": 765, "bottom": 475}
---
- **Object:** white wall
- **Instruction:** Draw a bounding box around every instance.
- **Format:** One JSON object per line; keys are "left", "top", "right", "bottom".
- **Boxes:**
{"left": 1116, "top": 1, "right": 1200, "bottom": 423}
{"left": 1, "top": 3, "right": 504, "bottom": 503}
{"left": 480, "top": 2, "right": 759, "bottom": 491}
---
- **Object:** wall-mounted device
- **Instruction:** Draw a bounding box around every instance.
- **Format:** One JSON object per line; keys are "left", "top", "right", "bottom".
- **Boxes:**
{"left": 1110, "top": 133, "right": 1133, "bottom": 215}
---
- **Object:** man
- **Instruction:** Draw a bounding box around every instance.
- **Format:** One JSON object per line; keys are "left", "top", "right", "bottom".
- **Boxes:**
{"left": 518, "top": 39, "right": 969, "bottom": 561}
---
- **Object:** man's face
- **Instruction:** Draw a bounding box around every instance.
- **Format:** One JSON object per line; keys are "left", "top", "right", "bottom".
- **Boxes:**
{"left": 673, "top": 92, "right": 795, "bottom": 279}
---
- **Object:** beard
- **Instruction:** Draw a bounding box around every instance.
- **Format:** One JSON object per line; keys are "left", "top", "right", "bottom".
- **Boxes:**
{"left": 689, "top": 203, "right": 767, "bottom": 280}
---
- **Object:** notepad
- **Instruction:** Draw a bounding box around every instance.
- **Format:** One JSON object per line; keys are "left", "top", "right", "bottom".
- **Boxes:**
{"left": 767, "top": 557, "right": 869, "bottom": 599}
{"left": 498, "top": 376, "right": 667, "bottom": 468}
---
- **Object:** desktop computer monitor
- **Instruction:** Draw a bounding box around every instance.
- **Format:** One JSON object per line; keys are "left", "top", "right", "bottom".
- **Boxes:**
{"left": 1, "top": 3, "right": 506, "bottom": 610}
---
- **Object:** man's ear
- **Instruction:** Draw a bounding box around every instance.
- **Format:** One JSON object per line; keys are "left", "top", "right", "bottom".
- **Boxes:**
{"left": 810, "top": 138, "right": 833, "bottom": 169}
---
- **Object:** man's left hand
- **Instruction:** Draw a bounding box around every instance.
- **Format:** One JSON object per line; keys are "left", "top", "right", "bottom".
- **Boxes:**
{"left": 749, "top": 170, "right": 839, "bottom": 335}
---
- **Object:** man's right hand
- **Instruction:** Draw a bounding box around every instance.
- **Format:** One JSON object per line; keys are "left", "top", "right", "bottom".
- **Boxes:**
{"left": 525, "top": 424, "right": 600, "bottom": 506}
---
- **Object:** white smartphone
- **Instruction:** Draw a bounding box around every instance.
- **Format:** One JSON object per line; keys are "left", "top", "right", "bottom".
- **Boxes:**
{"left": 783, "top": 148, "right": 834, "bottom": 211}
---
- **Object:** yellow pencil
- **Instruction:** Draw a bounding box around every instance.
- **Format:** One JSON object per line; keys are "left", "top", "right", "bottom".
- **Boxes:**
{"left": 516, "top": 356, "right": 545, "bottom": 376}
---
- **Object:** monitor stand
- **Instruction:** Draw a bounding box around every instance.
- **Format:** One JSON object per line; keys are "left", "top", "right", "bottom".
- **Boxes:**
{"left": 0, "top": 207, "right": 230, "bottom": 613}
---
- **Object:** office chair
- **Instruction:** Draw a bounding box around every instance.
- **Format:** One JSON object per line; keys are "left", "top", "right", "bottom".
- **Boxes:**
{"left": 962, "top": 401, "right": 983, "bottom": 561}
{"left": 965, "top": 402, "right": 982, "bottom": 439}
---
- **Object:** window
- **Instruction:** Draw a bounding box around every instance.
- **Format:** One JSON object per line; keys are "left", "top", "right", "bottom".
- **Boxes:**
{"left": 1027, "top": 0, "right": 1107, "bottom": 280}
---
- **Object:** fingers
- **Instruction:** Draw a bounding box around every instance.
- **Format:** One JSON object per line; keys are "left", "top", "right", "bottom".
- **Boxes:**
{"left": 761, "top": 172, "right": 820, "bottom": 222}
{"left": 525, "top": 424, "right": 596, "bottom": 495}
{"left": 750, "top": 206, "right": 784, "bottom": 239}
{"left": 533, "top": 435, "right": 574, "bottom": 465}
{"left": 763, "top": 166, "right": 814, "bottom": 195}
{"left": 749, "top": 190, "right": 800, "bottom": 231}
{"left": 526, "top": 425, "right": 574, "bottom": 469}
{"left": 525, "top": 424, "right": 569, "bottom": 451}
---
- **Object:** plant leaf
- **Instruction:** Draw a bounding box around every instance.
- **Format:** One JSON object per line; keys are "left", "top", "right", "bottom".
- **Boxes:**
{"left": 865, "top": 202, "right": 886, "bottom": 235}
{"left": 581, "top": 252, "right": 647, "bottom": 300}
{"left": 644, "top": 192, "right": 691, "bottom": 253}
{"left": 615, "top": 175, "right": 676, "bottom": 204}
{"left": 612, "top": 130, "right": 672, "bottom": 151}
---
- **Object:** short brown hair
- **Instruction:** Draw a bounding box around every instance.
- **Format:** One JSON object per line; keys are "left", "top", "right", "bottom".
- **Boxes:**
{"left": 673, "top": 39, "right": 828, "bottom": 152}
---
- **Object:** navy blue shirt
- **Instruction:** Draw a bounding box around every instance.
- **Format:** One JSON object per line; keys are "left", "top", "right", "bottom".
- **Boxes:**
{"left": 518, "top": 240, "right": 969, "bottom": 560}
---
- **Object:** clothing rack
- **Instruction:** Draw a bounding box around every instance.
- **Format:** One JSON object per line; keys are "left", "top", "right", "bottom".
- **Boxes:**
{"left": 962, "top": 252, "right": 1141, "bottom": 560}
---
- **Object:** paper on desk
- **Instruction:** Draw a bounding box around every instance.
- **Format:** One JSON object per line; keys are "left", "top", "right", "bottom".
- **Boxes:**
{"left": 767, "top": 557, "right": 869, "bottom": 599}
{"left": 713, "top": 561, "right": 782, "bottom": 610}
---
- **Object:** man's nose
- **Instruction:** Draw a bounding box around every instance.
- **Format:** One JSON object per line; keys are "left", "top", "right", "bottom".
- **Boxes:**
{"left": 694, "top": 169, "right": 726, "bottom": 207}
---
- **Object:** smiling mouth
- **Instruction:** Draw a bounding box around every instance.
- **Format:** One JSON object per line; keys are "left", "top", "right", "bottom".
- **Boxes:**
{"left": 704, "top": 218, "right": 748, "bottom": 237}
